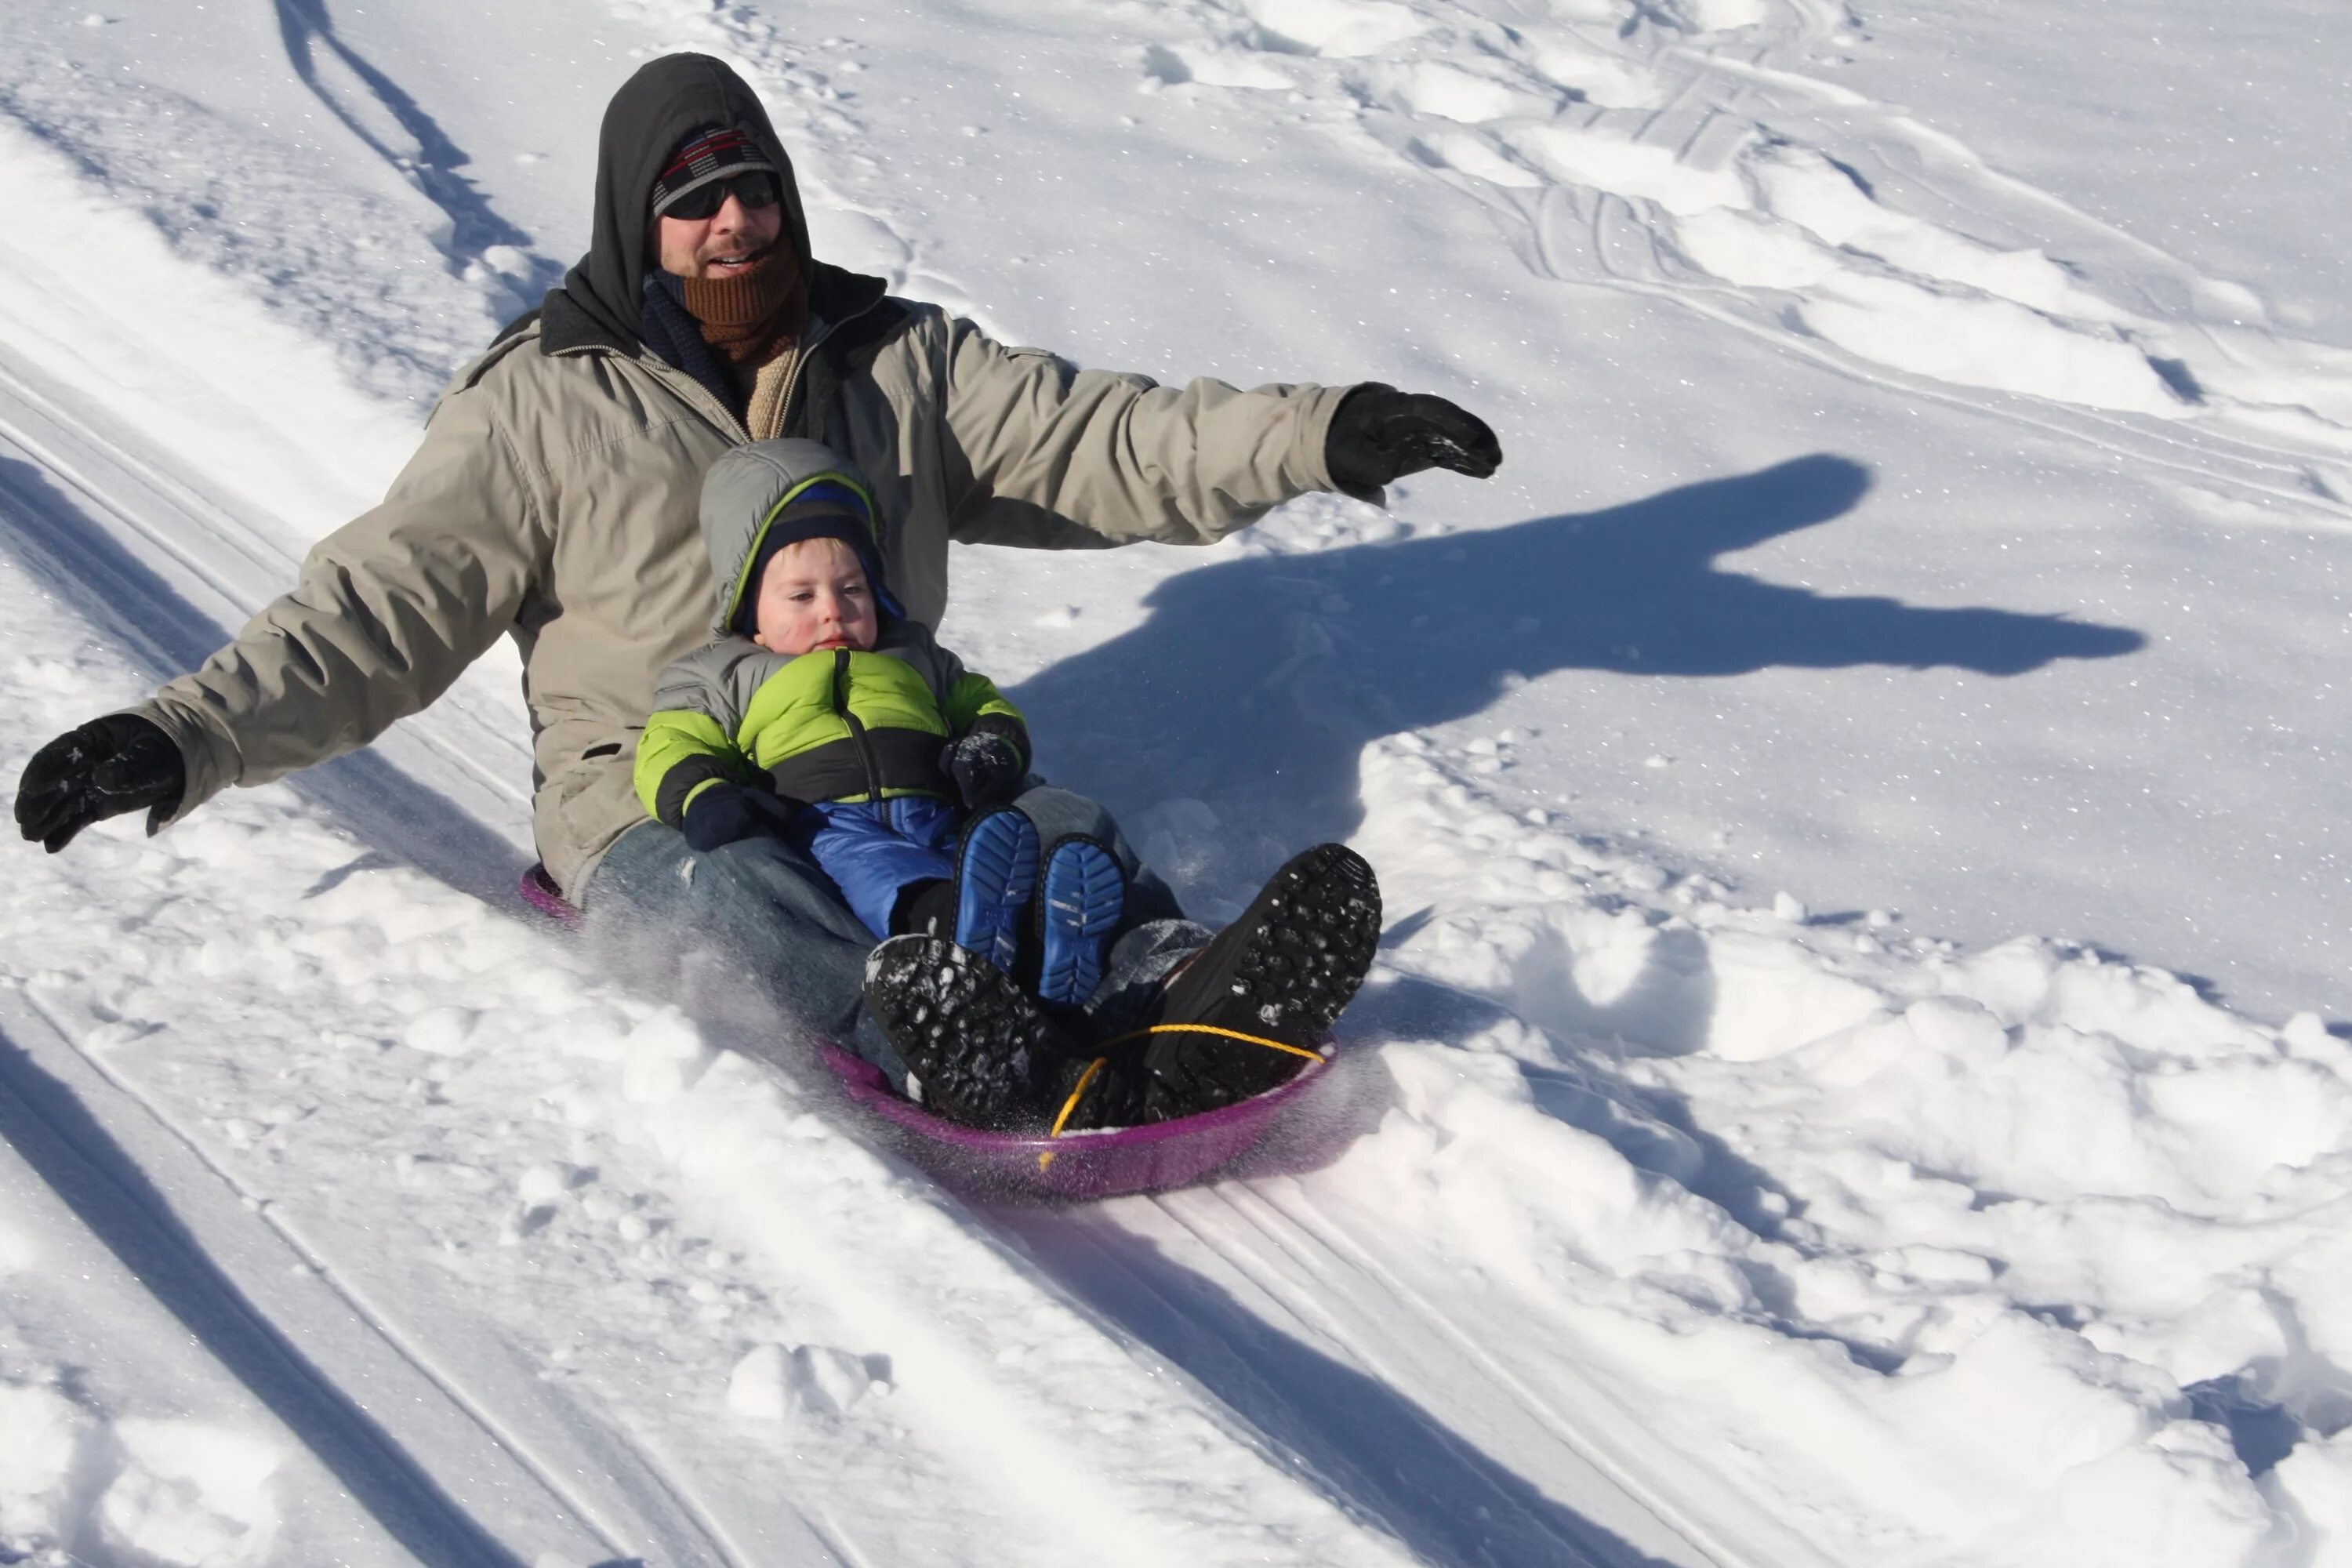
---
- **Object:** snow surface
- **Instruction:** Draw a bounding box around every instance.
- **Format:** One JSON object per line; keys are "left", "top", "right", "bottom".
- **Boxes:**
{"left": 0, "top": 0, "right": 2348, "bottom": 1563}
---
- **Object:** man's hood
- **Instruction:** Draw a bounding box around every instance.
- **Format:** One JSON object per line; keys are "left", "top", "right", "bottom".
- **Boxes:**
{"left": 701, "top": 439, "right": 898, "bottom": 639}
{"left": 549, "top": 53, "right": 814, "bottom": 352}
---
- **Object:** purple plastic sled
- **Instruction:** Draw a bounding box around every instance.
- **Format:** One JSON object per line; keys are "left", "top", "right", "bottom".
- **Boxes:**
{"left": 817, "top": 1040, "right": 1326, "bottom": 1200}
{"left": 517, "top": 864, "right": 1327, "bottom": 1198}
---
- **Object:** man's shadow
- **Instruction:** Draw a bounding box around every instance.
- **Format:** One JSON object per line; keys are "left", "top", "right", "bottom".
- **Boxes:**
{"left": 1012, "top": 455, "right": 2143, "bottom": 882}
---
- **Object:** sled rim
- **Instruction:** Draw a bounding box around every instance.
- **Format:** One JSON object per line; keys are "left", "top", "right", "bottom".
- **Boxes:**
{"left": 816, "top": 1035, "right": 1329, "bottom": 1193}
{"left": 518, "top": 863, "right": 583, "bottom": 926}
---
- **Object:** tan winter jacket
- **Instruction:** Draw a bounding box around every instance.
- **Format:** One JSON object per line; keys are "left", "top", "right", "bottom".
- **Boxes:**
{"left": 131, "top": 269, "right": 1352, "bottom": 897}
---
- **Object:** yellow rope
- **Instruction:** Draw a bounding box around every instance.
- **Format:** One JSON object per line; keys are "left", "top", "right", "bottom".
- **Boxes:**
{"left": 1036, "top": 1028, "right": 1325, "bottom": 1173}
{"left": 1047, "top": 1058, "right": 1106, "bottom": 1140}
{"left": 1038, "top": 1057, "right": 1109, "bottom": 1172}
{"left": 1095, "top": 1022, "right": 1327, "bottom": 1065}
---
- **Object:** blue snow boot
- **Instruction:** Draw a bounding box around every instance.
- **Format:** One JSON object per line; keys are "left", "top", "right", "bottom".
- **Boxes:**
{"left": 954, "top": 807, "right": 1040, "bottom": 974}
{"left": 1035, "top": 835, "right": 1126, "bottom": 1007}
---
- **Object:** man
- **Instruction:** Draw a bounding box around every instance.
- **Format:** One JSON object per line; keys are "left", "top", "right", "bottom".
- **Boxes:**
{"left": 15, "top": 53, "right": 1498, "bottom": 1083}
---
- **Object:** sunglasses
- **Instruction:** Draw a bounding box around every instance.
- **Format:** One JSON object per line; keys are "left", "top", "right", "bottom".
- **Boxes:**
{"left": 662, "top": 171, "right": 781, "bottom": 223}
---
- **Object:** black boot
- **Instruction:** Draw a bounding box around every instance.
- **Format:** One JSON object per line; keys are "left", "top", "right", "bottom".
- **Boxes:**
{"left": 862, "top": 935, "right": 1076, "bottom": 1131}
{"left": 1138, "top": 844, "right": 1381, "bottom": 1121}
{"left": 1034, "top": 1047, "right": 1149, "bottom": 1134}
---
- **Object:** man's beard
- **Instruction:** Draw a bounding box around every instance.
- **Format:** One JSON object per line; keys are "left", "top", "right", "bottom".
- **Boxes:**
{"left": 680, "top": 245, "right": 806, "bottom": 361}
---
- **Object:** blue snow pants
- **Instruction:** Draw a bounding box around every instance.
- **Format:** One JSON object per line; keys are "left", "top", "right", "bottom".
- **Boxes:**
{"left": 786, "top": 793, "right": 963, "bottom": 942}
{"left": 578, "top": 782, "right": 1204, "bottom": 1088}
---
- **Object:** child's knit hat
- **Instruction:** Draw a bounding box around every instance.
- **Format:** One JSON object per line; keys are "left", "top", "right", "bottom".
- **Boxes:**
{"left": 699, "top": 438, "right": 904, "bottom": 640}
{"left": 733, "top": 482, "right": 901, "bottom": 636}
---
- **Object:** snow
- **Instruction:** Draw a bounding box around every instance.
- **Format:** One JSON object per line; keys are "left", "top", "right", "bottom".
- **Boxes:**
{"left": 0, "top": 0, "right": 2347, "bottom": 1563}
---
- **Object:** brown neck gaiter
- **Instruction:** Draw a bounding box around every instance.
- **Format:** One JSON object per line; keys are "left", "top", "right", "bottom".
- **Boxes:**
{"left": 679, "top": 248, "right": 807, "bottom": 364}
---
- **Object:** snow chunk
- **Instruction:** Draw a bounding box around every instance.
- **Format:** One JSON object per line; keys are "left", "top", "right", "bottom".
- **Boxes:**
{"left": 517, "top": 1163, "right": 575, "bottom": 1206}
{"left": 619, "top": 1011, "right": 716, "bottom": 1105}
{"left": 99, "top": 1419, "right": 281, "bottom": 1568}
{"left": 401, "top": 1005, "right": 478, "bottom": 1057}
{"left": 0, "top": 1381, "right": 89, "bottom": 1552}
{"left": 2270, "top": 1428, "right": 2352, "bottom": 1559}
{"left": 1231, "top": 0, "right": 1428, "bottom": 56}
{"left": 728, "top": 1344, "right": 887, "bottom": 1424}
{"left": 0, "top": 1216, "right": 35, "bottom": 1276}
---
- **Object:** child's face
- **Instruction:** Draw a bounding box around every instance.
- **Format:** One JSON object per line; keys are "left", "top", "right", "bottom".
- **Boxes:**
{"left": 750, "top": 536, "right": 878, "bottom": 655}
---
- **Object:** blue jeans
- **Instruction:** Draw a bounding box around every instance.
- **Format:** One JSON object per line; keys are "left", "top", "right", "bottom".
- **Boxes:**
{"left": 580, "top": 782, "right": 1207, "bottom": 1087}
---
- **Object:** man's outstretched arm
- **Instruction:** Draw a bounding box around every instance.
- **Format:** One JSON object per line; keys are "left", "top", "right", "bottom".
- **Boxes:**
{"left": 15, "top": 390, "right": 546, "bottom": 852}
{"left": 935, "top": 318, "right": 1500, "bottom": 549}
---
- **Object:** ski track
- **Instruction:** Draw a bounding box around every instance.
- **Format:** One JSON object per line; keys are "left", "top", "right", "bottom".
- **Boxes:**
{"left": 0, "top": 348, "right": 804, "bottom": 1568}
{"left": 0, "top": 991, "right": 659, "bottom": 1568}
{"left": 3, "top": 1, "right": 2351, "bottom": 1565}
{"left": 995, "top": 1178, "right": 1740, "bottom": 1568}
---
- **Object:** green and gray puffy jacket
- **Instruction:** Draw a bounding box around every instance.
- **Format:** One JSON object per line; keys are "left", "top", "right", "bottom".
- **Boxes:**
{"left": 634, "top": 441, "right": 1026, "bottom": 828}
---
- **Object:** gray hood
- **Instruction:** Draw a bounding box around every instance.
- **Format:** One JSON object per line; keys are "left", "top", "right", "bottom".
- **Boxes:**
{"left": 699, "top": 438, "right": 895, "bottom": 638}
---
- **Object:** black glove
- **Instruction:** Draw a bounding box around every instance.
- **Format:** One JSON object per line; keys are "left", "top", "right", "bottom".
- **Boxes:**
{"left": 16, "top": 713, "right": 186, "bottom": 854}
{"left": 940, "top": 724, "right": 1025, "bottom": 811}
{"left": 679, "top": 782, "right": 799, "bottom": 854}
{"left": 1325, "top": 383, "right": 1502, "bottom": 499}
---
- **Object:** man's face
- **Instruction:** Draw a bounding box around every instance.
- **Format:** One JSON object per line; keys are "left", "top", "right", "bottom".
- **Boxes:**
{"left": 750, "top": 536, "right": 878, "bottom": 656}
{"left": 655, "top": 184, "right": 785, "bottom": 280}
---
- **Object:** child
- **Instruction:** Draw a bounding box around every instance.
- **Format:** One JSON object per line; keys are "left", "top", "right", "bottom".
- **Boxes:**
{"left": 635, "top": 439, "right": 1131, "bottom": 1025}
{"left": 646, "top": 438, "right": 1385, "bottom": 1136}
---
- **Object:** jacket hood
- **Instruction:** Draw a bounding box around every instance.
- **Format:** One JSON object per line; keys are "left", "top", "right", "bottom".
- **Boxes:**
{"left": 702, "top": 438, "right": 898, "bottom": 638}
{"left": 547, "top": 53, "right": 814, "bottom": 353}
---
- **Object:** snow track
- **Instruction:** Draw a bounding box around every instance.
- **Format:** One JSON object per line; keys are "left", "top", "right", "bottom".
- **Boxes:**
{"left": 1001, "top": 1178, "right": 1739, "bottom": 1568}
{"left": 0, "top": 303, "right": 535, "bottom": 911}
{"left": 0, "top": 992, "right": 669, "bottom": 1568}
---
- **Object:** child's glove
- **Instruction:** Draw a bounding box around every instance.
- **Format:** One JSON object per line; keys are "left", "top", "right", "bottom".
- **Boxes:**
{"left": 940, "top": 723, "right": 1025, "bottom": 811}
{"left": 680, "top": 782, "right": 799, "bottom": 853}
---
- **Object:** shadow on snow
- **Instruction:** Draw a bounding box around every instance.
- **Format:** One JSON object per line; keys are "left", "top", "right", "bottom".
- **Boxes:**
{"left": 0, "top": 453, "right": 529, "bottom": 909}
{"left": 0, "top": 1025, "right": 540, "bottom": 1567}
{"left": 996, "top": 1189, "right": 1691, "bottom": 1568}
{"left": 270, "top": 0, "right": 565, "bottom": 301}
{"left": 1011, "top": 453, "right": 2143, "bottom": 884}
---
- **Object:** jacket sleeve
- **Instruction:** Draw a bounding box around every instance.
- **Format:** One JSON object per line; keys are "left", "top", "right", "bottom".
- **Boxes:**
{"left": 936, "top": 316, "right": 1357, "bottom": 550}
{"left": 130, "top": 383, "right": 550, "bottom": 826}
{"left": 634, "top": 652, "right": 755, "bottom": 829}
{"left": 913, "top": 628, "right": 1029, "bottom": 764}
{"left": 943, "top": 673, "right": 1029, "bottom": 770}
